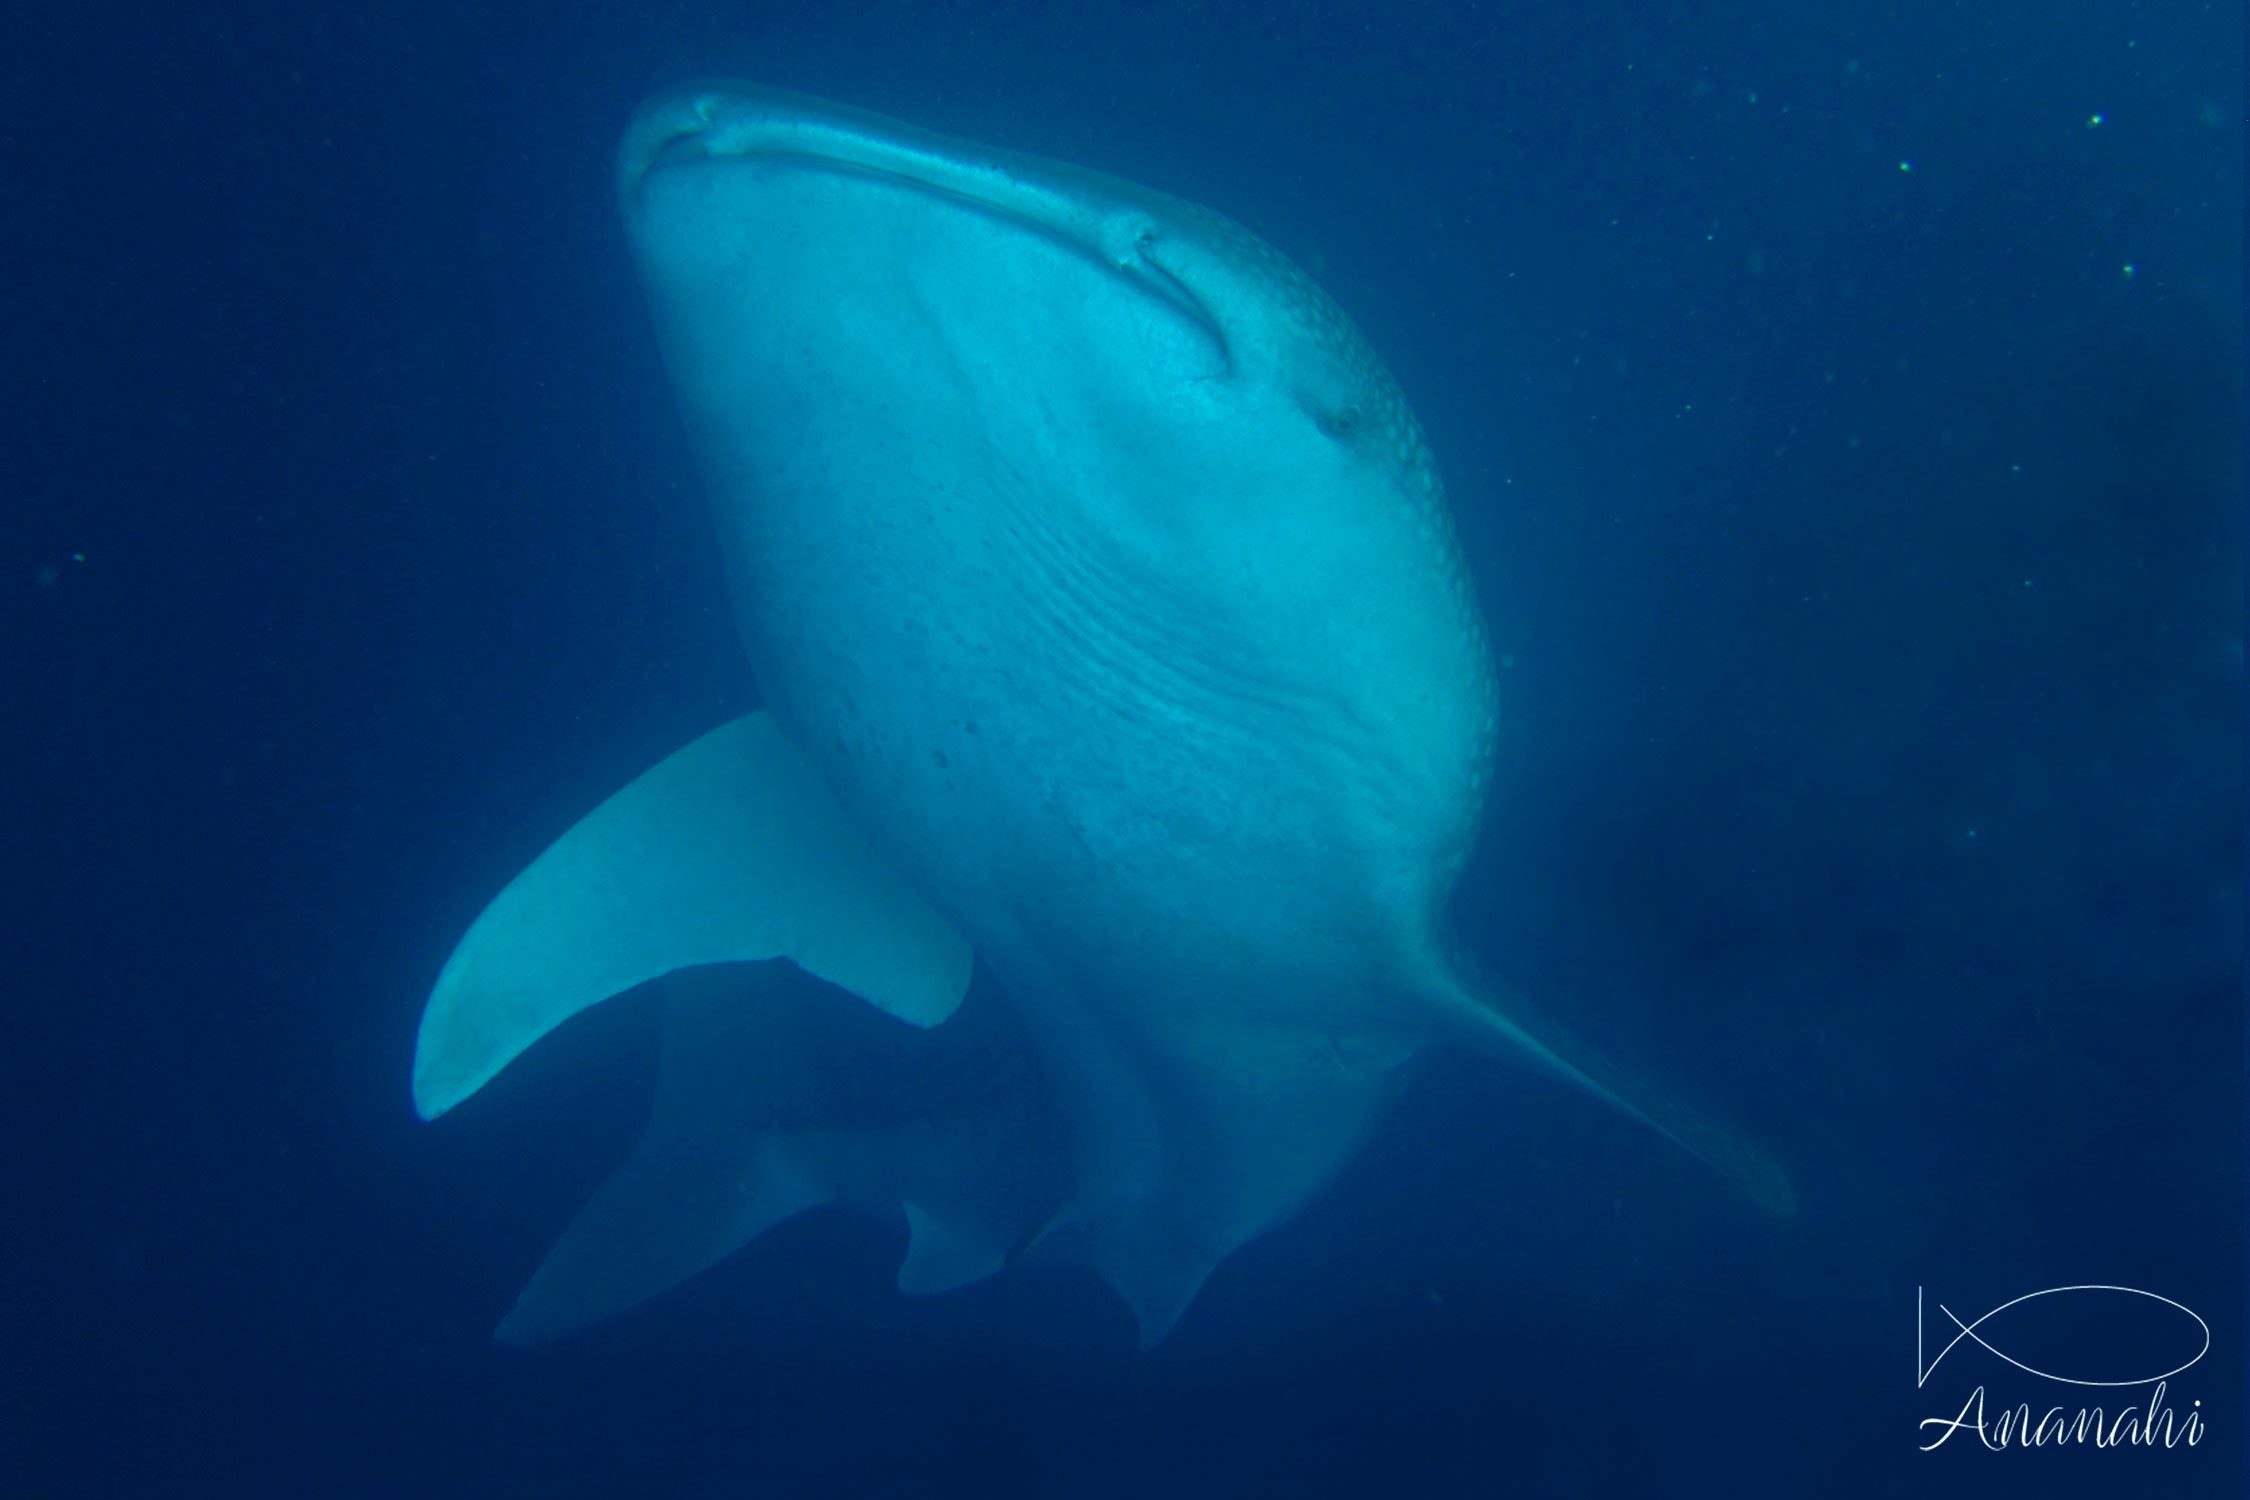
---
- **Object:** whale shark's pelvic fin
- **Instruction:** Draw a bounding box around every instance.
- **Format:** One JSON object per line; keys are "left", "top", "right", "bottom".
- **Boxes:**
{"left": 495, "top": 963, "right": 1062, "bottom": 1344}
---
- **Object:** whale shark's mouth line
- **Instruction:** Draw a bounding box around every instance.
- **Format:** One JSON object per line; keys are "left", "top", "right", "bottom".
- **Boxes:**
{"left": 619, "top": 83, "right": 1234, "bottom": 373}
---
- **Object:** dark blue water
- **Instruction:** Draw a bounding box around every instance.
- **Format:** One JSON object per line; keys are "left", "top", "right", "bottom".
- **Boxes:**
{"left": 9, "top": 2, "right": 2241, "bottom": 1495}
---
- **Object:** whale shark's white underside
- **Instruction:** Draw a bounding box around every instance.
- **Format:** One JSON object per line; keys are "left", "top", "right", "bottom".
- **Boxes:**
{"left": 412, "top": 84, "right": 1791, "bottom": 1347}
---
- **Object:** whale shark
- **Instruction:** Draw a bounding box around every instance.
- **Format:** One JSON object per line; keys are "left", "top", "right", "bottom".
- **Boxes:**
{"left": 412, "top": 83, "right": 1792, "bottom": 1347}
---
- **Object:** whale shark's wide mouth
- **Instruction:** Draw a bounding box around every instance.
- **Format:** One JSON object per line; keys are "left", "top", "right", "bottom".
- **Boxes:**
{"left": 620, "top": 83, "right": 1106, "bottom": 216}
{"left": 619, "top": 85, "right": 920, "bottom": 198}
{"left": 619, "top": 83, "right": 1234, "bottom": 367}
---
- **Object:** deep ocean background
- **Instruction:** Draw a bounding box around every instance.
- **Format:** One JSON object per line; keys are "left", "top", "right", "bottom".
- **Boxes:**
{"left": 6, "top": 1, "right": 2242, "bottom": 1495}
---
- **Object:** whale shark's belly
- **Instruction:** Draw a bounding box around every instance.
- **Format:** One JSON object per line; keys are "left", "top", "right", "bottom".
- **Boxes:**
{"left": 634, "top": 147, "right": 1496, "bottom": 1023}
{"left": 719, "top": 465, "right": 1409, "bottom": 1015}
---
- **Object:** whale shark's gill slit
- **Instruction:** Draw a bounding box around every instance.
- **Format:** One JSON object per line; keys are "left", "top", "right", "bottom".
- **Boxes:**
{"left": 1129, "top": 246, "right": 1234, "bottom": 375}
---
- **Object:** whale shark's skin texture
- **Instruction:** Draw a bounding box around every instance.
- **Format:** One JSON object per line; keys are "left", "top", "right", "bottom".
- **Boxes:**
{"left": 413, "top": 84, "right": 1790, "bottom": 1346}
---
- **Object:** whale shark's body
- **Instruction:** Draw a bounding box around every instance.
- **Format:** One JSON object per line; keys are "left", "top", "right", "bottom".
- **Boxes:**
{"left": 412, "top": 85, "right": 1788, "bottom": 1346}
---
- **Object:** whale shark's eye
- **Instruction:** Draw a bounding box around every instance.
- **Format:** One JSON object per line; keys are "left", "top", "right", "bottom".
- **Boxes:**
{"left": 1317, "top": 404, "right": 1363, "bottom": 440}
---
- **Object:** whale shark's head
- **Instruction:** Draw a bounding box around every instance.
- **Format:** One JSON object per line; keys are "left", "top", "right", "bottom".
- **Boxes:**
{"left": 618, "top": 84, "right": 1498, "bottom": 914}
{"left": 622, "top": 86, "right": 1408, "bottom": 443}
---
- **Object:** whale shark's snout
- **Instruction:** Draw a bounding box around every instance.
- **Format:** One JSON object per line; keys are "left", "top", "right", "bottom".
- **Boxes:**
{"left": 619, "top": 85, "right": 1185, "bottom": 288}
{"left": 612, "top": 82, "right": 1375, "bottom": 400}
{"left": 615, "top": 89, "right": 724, "bottom": 193}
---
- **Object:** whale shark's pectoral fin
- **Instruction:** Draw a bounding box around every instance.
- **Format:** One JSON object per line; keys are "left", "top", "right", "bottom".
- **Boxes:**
{"left": 1435, "top": 958, "right": 1798, "bottom": 1217}
{"left": 497, "top": 963, "right": 1064, "bottom": 1344}
{"left": 412, "top": 711, "right": 971, "bottom": 1120}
